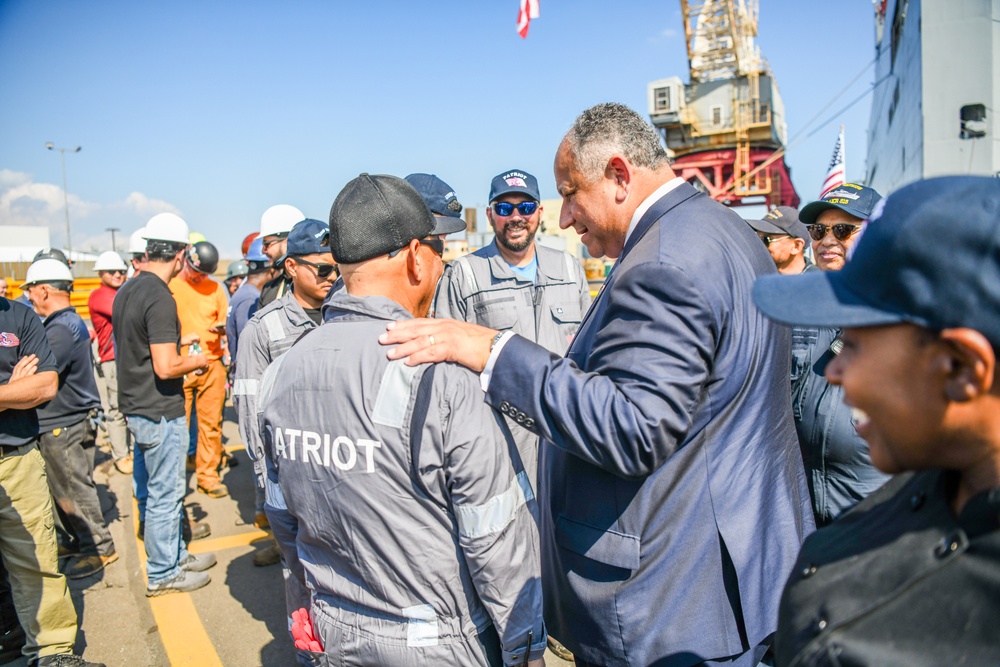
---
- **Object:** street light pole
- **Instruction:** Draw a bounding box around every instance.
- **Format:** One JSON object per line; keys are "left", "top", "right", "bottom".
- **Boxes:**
{"left": 45, "top": 142, "right": 82, "bottom": 259}
{"left": 106, "top": 227, "right": 120, "bottom": 252}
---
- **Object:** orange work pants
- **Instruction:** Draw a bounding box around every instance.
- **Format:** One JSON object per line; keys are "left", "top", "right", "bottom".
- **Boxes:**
{"left": 184, "top": 360, "right": 226, "bottom": 490}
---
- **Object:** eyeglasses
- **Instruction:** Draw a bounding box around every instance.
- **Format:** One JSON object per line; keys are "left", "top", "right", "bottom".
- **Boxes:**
{"left": 261, "top": 234, "right": 287, "bottom": 251}
{"left": 807, "top": 223, "right": 860, "bottom": 242}
{"left": 491, "top": 201, "right": 538, "bottom": 217}
{"left": 103, "top": 270, "right": 126, "bottom": 276}
{"left": 757, "top": 233, "right": 790, "bottom": 247}
{"left": 291, "top": 256, "right": 338, "bottom": 280}
{"left": 388, "top": 238, "right": 445, "bottom": 258}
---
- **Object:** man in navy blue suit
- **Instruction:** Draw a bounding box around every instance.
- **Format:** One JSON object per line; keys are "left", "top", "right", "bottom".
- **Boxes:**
{"left": 382, "top": 103, "right": 814, "bottom": 666}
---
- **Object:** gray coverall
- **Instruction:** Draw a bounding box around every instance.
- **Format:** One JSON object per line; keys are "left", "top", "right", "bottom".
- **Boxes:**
{"left": 232, "top": 289, "right": 317, "bottom": 631}
{"left": 259, "top": 292, "right": 547, "bottom": 666}
{"left": 433, "top": 241, "right": 591, "bottom": 485}
{"left": 433, "top": 240, "right": 591, "bottom": 356}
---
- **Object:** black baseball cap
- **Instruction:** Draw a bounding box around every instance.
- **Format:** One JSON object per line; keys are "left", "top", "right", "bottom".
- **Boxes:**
{"left": 747, "top": 206, "right": 809, "bottom": 242}
{"left": 799, "top": 183, "right": 883, "bottom": 225}
{"left": 404, "top": 173, "right": 467, "bottom": 235}
{"left": 753, "top": 176, "right": 1000, "bottom": 349}
{"left": 328, "top": 174, "right": 437, "bottom": 264}
{"left": 489, "top": 169, "right": 540, "bottom": 202}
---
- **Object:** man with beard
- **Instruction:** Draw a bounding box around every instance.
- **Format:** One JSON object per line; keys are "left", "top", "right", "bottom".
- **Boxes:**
{"left": 433, "top": 168, "right": 590, "bottom": 356}
{"left": 431, "top": 168, "right": 590, "bottom": 662}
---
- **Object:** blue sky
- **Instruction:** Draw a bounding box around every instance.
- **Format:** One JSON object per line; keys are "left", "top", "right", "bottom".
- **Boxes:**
{"left": 0, "top": 1, "right": 878, "bottom": 258}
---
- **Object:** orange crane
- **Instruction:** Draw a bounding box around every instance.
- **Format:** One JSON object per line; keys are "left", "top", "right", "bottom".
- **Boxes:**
{"left": 648, "top": 0, "right": 799, "bottom": 208}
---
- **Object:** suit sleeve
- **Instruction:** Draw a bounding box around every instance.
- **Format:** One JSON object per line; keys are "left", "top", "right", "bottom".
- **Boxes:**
{"left": 486, "top": 260, "right": 713, "bottom": 479}
{"left": 441, "top": 372, "right": 546, "bottom": 665}
{"left": 431, "top": 262, "right": 469, "bottom": 321}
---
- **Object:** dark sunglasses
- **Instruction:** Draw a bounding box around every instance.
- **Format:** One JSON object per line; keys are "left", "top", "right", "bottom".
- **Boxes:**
{"left": 389, "top": 238, "right": 445, "bottom": 258}
{"left": 491, "top": 201, "right": 538, "bottom": 217}
{"left": 104, "top": 270, "right": 126, "bottom": 276}
{"left": 291, "top": 256, "right": 338, "bottom": 279}
{"left": 807, "top": 223, "right": 860, "bottom": 242}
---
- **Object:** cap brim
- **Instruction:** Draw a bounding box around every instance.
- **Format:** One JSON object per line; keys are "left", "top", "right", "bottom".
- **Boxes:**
{"left": 752, "top": 271, "right": 906, "bottom": 329}
{"left": 745, "top": 218, "right": 786, "bottom": 235}
{"left": 432, "top": 215, "right": 467, "bottom": 236}
{"left": 489, "top": 187, "right": 539, "bottom": 203}
{"left": 799, "top": 200, "right": 867, "bottom": 225}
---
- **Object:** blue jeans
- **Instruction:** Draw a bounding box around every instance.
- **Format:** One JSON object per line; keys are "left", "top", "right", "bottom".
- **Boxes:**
{"left": 126, "top": 415, "right": 190, "bottom": 584}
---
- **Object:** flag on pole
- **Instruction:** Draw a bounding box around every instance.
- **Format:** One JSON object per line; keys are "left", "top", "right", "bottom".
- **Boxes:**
{"left": 517, "top": 0, "right": 540, "bottom": 38}
{"left": 820, "top": 126, "right": 846, "bottom": 197}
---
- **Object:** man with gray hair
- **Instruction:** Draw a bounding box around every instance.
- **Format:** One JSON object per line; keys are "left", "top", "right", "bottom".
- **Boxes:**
{"left": 382, "top": 103, "right": 813, "bottom": 666}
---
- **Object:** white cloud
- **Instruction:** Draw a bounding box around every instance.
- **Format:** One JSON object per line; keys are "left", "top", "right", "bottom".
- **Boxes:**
{"left": 662, "top": 28, "right": 678, "bottom": 38}
{"left": 0, "top": 170, "right": 181, "bottom": 253}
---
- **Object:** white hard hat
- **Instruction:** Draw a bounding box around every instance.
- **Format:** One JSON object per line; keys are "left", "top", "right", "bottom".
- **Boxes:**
{"left": 128, "top": 227, "right": 147, "bottom": 254}
{"left": 260, "top": 204, "right": 304, "bottom": 238}
{"left": 143, "top": 213, "right": 190, "bottom": 244}
{"left": 93, "top": 251, "right": 129, "bottom": 272}
{"left": 23, "top": 258, "right": 74, "bottom": 287}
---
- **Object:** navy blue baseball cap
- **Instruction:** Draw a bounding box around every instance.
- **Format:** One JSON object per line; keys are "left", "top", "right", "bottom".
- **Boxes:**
{"left": 747, "top": 206, "right": 809, "bottom": 242}
{"left": 799, "top": 183, "right": 883, "bottom": 225}
{"left": 404, "top": 173, "right": 467, "bottom": 235}
{"left": 753, "top": 176, "right": 1000, "bottom": 349}
{"left": 285, "top": 219, "right": 330, "bottom": 256}
{"left": 489, "top": 169, "right": 540, "bottom": 203}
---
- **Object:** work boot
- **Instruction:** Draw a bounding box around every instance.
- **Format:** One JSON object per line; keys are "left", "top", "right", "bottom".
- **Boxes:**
{"left": 179, "top": 552, "right": 217, "bottom": 573}
{"left": 253, "top": 542, "right": 282, "bottom": 567}
{"left": 66, "top": 553, "right": 119, "bottom": 580}
{"left": 113, "top": 455, "right": 133, "bottom": 475}
{"left": 33, "top": 654, "right": 107, "bottom": 666}
{"left": 197, "top": 483, "right": 229, "bottom": 499}
{"left": 186, "top": 520, "right": 211, "bottom": 541}
{"left": 146, "top": 570, "right": 211, "bottom": 597}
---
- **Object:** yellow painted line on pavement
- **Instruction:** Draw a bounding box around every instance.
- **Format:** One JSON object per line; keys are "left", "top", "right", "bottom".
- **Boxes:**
{"left": 151, "top": 594, "right": 224, "bottom": 667}
{"left": 225, "top": 443, "right": 244, "bottom": 454}
{"left": 188, "top": 528, "right": 270, "bottom": 554}
{"left": 131, "top": 497, "right": 236, "bottom": 667}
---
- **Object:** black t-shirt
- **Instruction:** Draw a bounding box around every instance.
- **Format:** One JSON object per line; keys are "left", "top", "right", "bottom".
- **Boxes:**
{"left": 37, "top": 307, "right": 102, "bottom": 430}
{"left": 112, "top": 272, "right": 185, "bottom": 420}
{"left": 256, "top": 273, "right": 292, "bottom": 313}
{"left": 303, "top": 307, "right": 322, "bottom": 325}
{"left": 0, "top": 298, "right": 58, "bottom": 446}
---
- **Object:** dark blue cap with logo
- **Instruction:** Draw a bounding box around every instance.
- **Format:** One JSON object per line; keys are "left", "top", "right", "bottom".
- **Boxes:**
{"left": 285, "top": 219, "right": 330, "bottom": 256}
{"left": 489, "top": 169, "right": 540, "bottom": 202}
{"left": 799, "top": 183, "right": 883, "bottom": 225}
{"left": 753, "top": 176, "right": 1000, "bottom": 349}
{"left": 747, "top": 206, "right": 809, "bottom": 242}
{"left": 404, "top": 173, "right": 467, "bottom": 235}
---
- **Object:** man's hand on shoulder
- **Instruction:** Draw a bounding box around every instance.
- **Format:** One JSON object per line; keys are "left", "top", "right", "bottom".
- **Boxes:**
{"left": 380, "top": 318, "right": 496, "bottom": 372}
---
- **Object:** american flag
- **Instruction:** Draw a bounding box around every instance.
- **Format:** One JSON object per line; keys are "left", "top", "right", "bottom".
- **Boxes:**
{"left": 820, "top": 126, "right": 845, "bottom": 197}
{"left": 517, "top": 0, "right": 540, "bottom": 38}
